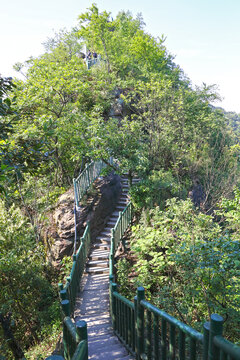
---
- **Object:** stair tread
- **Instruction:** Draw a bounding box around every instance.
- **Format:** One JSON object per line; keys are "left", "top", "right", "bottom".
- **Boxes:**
{"left": 73, "top": 174, "right": 135, "bottom": 359}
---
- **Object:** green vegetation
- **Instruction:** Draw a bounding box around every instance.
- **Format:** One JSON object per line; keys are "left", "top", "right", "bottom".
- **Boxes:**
{"left": 0, "top": 4, "right": 239, "bottom": 358}
{"left": 125, "top": 194, "right": 240, "bottom": 341}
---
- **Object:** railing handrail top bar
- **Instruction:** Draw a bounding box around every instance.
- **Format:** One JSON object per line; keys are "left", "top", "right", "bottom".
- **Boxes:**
{"left": 140, "top": 299, "right": 203, "bottom": 342}
{"left": 82, "top": 223, "right": 89, "bottom": 239}
{"left": 74, "top": 160, "right": 95, "bottom": 183}
{"left": 214, "top": 335, "right": 240, "bottom": 359}
{"left": 76, "top": 242, "right": 84, "bottom": 258}
{"left": 63, "top": 316, "right": 78, "bottom": 343}
{"left": 113, "top": 291, "right": 134, "bottom": 310}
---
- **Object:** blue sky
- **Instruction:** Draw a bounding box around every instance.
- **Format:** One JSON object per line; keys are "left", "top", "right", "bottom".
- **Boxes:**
{"left": 1, "top": 0, "right": 240, "bottom": 112}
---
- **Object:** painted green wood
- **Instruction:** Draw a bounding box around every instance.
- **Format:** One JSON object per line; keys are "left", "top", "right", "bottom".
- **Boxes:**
{"left": 208, "top": 314, "right": 223, "bottom": 360}
{"left": 133, "top": 298, "right": 137, "bottom": 353}
{"left": 140, "top": 300, "right": 203, "bottom": 342}
{"left": 203, "top": 321, "right": 210, "bottom": 360}
{"left": 213, "top": 335, "right": 240, "bottom": 360}
{"left": 71, "top": 341, "right": 87, "bottom": 360}
{"left": 61, "top": 300, "right": 70, "bottom": 317}
{"left": 153, "top": 313, "right": 159, "bottom": 360}
{"left": 60, "top": 289, "right": 67, "bottom": 301}
{"left": 161, "top": 317, "right": 167, "bottom": 360}
{"left": 146, "top": 310, "right": 152, "bottom": 360}
{"left": 170, "top": 323, "right": 175, "bottom": 359}
{"left": 136, "top": 287, "right": 145, "bottom": 360}
{"left": 220, "top": 350, "right": 228, "bottom": 360}
{"left": 179, "top": 330, "right": 185, "bottom": 360}
{"left": 189, "top": 337, "right": 196, "bottom": 360}
{"left": 127, "top": 305, "right": 131, "bottom": 346}
{"left": 73, "top": 160, "right": 107, "bottom": 207}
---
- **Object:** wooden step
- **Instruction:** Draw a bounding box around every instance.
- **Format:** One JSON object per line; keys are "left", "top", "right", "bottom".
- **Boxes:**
{"left": 92, "top": 243, "right": 110, "bottom": 250}
{"left": 89, "top": 252, "right": 109, "bottom": 261}
{"left": 86, "top": 266, "right": 109, "bottom": 274}
{"left": 87, "top": 259, "right": 108, "bottom": 268}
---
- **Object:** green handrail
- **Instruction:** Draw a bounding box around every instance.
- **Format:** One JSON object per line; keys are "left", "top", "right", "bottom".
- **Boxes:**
{"left": 62, "top": 316, "right": 88, "bottom": 360}
{"left": 59, "top": 223, "right": 91, "bottom": 315}
{"left": 73, "top": 160, "right": 106, "bottom": 208}
{"left": 109, "top": 201, "right": 240, "bottom": 360}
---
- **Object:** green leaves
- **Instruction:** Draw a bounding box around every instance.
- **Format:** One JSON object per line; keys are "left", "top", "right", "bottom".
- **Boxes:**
{"left": 127, "top": 196, "right": 240, "bottom": 340}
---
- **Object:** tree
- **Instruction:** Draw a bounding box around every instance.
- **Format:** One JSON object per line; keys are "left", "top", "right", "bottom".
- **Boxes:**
{"left": 130, "top": 198, "right": 240, "bottom": 340}
{"left": 0, "top": 199, "right": 58, "bottom": 357}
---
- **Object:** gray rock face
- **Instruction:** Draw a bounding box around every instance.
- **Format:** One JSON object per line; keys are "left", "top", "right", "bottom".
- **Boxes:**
{"left": 109, "top": 88, "right": 131, "bottom": 119}
{"left": 46, "top": 173, "right": 121, "bottom": 266}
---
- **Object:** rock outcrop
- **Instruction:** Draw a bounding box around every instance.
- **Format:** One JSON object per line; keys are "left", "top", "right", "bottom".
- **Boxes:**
{"left": 45, "top": 172, "right": 121, "bottom": 266}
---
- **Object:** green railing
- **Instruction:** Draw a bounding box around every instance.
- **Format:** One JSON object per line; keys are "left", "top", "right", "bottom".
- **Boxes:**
{"left": 62, "top": 317, "right": 88, "bottom": 360}
{"left": 109, "top": 202, "right": 240, "bottom": 360}
{"left": 73, "top": 159, "right": 107, "bottom": 208}
{"left": 59, "top": 223, "right": 91, "bottom": 315}
{"left": 50, "top": 159, "right": 108, "bottom": 360}
{"left": 46, "top": 316, "right": 88, "bottom": 360}
{"left": 109, "top": 201, "right": 132, "bottom": 275}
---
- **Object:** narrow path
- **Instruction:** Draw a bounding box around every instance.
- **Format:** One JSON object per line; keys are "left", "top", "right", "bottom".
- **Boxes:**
{"left": 74, "top": 177, "right": 138, "bottom": 360}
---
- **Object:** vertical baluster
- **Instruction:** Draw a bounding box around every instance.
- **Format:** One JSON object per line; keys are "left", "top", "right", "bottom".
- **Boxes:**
{"left": 118, "top": 297, "right": 121, "bottom": 335}
{"left": 220, "top": 350, "right": 228, "bottom": 360}
{"left": 133, "top": 300, "right": 136, "bottom": 353}
{"left": 146, "top": 310, "right": 152, "bottom": 360}
{"left": 111, "top": 283, "right": 117, "bottom": 331}
{"left": 203, "top": 321, "right": 210, "bottom": 360}
{"left": 179, "top": 330, "right": 185, "bottom": 360}
{"left": 189, "top": 337, "right": 196, "bottom": 360}
{"left": 170, "top": 324, "right": 176, "bottom": 360}
{"left": 116, "top": 297, "right": 119, "bottom": 334}
{"left": 66, "top": 276, "right": 72, "bottom": 314}
{"left": 154, "top": 313, "right": 159, "bottom": 360}
{"left": 122, "top": 301, "right": 125, "bottom": 341}
{"left": 125, "top": 303, "right": 128, "bottom": 343}
{"left": 120, "top": 299, "right": 123, "bottom": 338}
{"left": 119, "top": 212, "right": 122, "bottom": 239}
{"left": 161, "top": 318, "right": 167, "bottom": 360}
{"left": 124, "top": 303, "right": 127, "bottom": 343}
{"left": 127, "top": 306, "right": 131, "bottom": 346}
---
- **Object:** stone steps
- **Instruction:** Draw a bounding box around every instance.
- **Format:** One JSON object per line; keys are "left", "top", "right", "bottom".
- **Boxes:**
{"left": 74, "top": 176, "right": 136, "bottom": 359}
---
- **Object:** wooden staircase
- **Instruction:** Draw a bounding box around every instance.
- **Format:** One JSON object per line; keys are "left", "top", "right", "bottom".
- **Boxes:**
{"left": 74, "top": 176, "right": 140, "bottom": 359}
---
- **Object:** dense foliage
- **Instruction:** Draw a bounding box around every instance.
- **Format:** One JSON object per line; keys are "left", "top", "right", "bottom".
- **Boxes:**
{"left": 0, "top": 4, "right": 239, "bottom": 358}
{"left": 122, "top": 194, "right": 240, "bottom": 341}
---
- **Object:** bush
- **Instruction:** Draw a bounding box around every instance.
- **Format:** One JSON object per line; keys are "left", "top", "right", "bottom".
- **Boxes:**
{"left": 129, "top": 197, "right": 240, "bottom": 341}
{"left": 129, "top": 169, "right": 187, "bottom": 211}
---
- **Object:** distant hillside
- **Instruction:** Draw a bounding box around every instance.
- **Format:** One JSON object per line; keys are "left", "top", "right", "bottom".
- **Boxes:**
{"left": 217, "top": 107, "right": 240, "bottom": 135}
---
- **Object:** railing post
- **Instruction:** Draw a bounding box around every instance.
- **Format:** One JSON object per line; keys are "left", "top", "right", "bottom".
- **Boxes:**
{"left": 203, "top": 321, "right": 210, "bottom": 360}
{"left": 76, "top": 320, "right": 88, "bottom": 360}
{"left": 134, "top": 296, "right": 137, "bottom": 354}
{"left": 58, "top": 283, "right": 63, "bottom": 291}
{"left": 136, "top": 287, "right": 145, "bottom": 360}
{"left": 66, "top": 276, "right": 72, "bottom": 314}
{"left": 60, "top": 289, "right": 67, "bottom": 301}
{"left": 111, "top": 228, "right": 115, "bottom": 256}
{"left": 119, "top": 211, "right": 122, "bottom": 239}
{"left": 61, "top": 299, "right": 70, "bottom": 317}
{"left": 111, "top": 283, "right": 117, "bottom": 331}
{"left": 109, "top": 274, "right": 114, "bottom": 318}
{"left": 208, "top": 314, "right": 223, "bottom": 360}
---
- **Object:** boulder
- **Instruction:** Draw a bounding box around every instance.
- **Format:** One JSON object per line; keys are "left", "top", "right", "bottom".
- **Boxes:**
{"left": 46, "top": 172, "right": 121, "bottom": 266}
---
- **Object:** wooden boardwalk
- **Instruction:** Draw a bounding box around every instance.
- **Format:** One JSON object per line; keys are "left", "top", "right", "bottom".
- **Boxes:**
{"left": 74, "top": 178, "right": 135, "bottom": 360}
